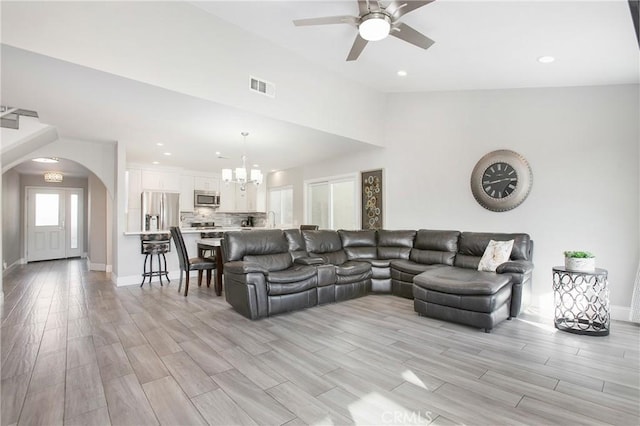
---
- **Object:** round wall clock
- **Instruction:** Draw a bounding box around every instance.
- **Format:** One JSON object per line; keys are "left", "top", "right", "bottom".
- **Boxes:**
{"left": 470, "top": 149, "right": 532, "bottom": 212}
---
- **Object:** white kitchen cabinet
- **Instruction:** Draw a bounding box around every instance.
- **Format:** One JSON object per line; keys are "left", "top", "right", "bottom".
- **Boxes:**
{"left": 219, "top": 182, "right": 236, "bottom": 211}
{"left": 141, "top": 170, "right": 180, "bottom": 192}
{"left": 194, "top": 176, "right": 219, "bottom": 192}
{"left": 235, "top": 184, "right": 248, "bottom": 211}
{"left": 218, "top": 182, "right": 262, "bottom": 212}
{"left": 180, "top": 175, "right": 195, "bottom": 211}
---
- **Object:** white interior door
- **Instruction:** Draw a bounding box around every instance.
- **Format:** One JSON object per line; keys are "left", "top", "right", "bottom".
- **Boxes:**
{"left": 27, "top": 187, "right": 84, "bottom": 262}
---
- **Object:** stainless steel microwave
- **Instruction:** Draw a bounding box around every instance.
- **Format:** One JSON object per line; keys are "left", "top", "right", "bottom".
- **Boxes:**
{"left": 194, "top": 190, "right": 220, "bottom": 207}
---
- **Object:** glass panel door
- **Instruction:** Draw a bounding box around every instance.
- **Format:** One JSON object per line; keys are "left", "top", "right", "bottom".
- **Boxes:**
{"left": 306, "top": 176, "right": 357, "bottom": 230}
{"left": 308, "top": 182, "right": 329, "bottom": 229}
{"left": 26, "top": 187, "right": 84, "bottom": 261}
{"left": 27, "top": 188, "right": 66, "bottom": 261}
{"left": 331, "top": 180, "right": 356, "bottom": 230}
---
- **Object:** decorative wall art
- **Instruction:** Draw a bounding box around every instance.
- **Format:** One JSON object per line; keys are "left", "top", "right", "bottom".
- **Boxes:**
{"left": 361, "top": 169, "right": 383, "bottom": 230}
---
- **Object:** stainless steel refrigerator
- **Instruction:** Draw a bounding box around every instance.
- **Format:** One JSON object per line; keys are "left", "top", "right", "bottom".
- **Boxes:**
{"left": 141, "top": 191, "right": 180, "bottom": 231}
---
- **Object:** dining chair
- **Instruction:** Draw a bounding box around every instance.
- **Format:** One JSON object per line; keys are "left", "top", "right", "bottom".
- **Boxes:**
{"left": 170, "top": 227, "right": 216, "bottom": 296}
{"left": 199, "top": 231, "right": 224, "bottom": 261}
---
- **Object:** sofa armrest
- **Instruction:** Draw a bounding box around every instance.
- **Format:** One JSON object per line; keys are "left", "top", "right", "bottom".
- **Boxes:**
{"left": 224, "top": 261, "right": 269, "bottom": 275}
{"left": 294, "top": 256, "right": 325, "bottom": 266}
{"left": 496, "top": 260, "right": 534, "bottom": 275}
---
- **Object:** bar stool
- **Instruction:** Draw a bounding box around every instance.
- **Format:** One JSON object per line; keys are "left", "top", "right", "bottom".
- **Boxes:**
{"left": 140, "top": 233, "right": 171, "bottom": 287}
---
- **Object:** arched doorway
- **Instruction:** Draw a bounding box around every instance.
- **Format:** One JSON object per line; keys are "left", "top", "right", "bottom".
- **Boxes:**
{"left": 2, "top": 157, "right": 112, "bottom": 272}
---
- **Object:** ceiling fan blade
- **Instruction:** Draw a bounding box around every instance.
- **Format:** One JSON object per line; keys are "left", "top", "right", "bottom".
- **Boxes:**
{"left": 293, "top": 15, "right": 357, "bottom": 27}
{"left": 385, "top": 1, "right": 435, "bottom": 20}
{"left": 346, "top": 34, "right": 368, "bottom": 61}
{"left": 357, "top": 0, "right": 369, "bottom": 15}
{"left": 390, "top": 22, "right": 434, "bottom": 50}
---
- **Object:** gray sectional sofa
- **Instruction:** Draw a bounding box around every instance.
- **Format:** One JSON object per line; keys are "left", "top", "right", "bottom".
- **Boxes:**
{"left": 221, "top": 228, "right": 534, "bottom": 332}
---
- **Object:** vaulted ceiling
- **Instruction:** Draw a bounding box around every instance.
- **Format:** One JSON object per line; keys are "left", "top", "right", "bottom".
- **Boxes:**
{"left": 2, "top": 1, "right": 638, "bottom": 175}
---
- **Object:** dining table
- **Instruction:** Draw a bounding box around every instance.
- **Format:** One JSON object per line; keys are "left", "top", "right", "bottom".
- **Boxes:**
{"left": 196, "top": 238, "right": 223, "bottom": 296}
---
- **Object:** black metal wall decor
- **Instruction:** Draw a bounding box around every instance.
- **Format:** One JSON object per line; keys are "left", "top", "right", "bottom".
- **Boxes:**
{"left": 361, "top": 169, "right": 383, "bottom": 230}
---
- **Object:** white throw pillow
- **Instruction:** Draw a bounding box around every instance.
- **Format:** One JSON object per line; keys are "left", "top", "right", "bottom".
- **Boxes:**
{"left": 478, "top": 240, "right": 514, "bottom": 272}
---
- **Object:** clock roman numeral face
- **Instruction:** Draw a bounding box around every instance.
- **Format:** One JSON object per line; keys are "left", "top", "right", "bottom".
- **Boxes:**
{"left": 482, "top": 162, "right": 518, "bottom": 199}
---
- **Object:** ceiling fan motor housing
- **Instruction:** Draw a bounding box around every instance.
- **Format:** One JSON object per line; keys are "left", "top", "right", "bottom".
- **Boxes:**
{"left": 358, "top": 12, "right": 391, "bottom": 41}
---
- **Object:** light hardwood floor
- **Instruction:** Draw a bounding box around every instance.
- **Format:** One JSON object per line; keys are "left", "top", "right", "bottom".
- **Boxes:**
{"left": 1, "top": 259, "right": 639, "bottom": 425}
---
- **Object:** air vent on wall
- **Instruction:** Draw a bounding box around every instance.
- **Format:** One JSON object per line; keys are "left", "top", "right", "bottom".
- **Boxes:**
{"left": 249, "top": 76, "right": 275, "bottom": 98}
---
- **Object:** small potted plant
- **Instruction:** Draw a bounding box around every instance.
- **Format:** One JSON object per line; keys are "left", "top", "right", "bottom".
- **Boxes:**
{"left": 564, "top": 251, "right": 595, "bottom": 272}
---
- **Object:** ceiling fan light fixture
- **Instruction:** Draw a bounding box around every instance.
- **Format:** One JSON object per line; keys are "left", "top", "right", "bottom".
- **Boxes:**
{"left": 358, "top": 13, "right": 391, "bottom": 41}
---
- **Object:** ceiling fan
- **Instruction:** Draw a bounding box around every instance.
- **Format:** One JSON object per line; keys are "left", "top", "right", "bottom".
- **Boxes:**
{"left": 293, "top": 0, "right": 436, "bottom": 61}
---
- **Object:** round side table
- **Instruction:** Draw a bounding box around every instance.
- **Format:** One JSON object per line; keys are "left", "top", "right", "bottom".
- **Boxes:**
{"left": 552, "top": 266, "right": 610, "bottom": 336}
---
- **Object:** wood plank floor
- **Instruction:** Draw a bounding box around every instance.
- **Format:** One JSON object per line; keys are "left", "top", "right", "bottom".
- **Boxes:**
{"left": 1, "top": 259, "right": 638, "bottom": 425}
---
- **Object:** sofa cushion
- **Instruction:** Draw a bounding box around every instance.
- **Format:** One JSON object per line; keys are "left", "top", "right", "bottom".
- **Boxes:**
{"left": 409, "top": 230, "right": 460, "bottom": 266}
{"left": 336, "top": 260, "right": 371, "bottom": 277}
{"left": 414, "top": 266, "right": 512, "bottom": 295}
{"left": 339, "top": 230, "right": 377, "bottom": 260}
{"left": 364, "top": 258, "right": 391, "bottom": 268}
{"left": 268, "top": 278, "right": 317, "bottom": 296}
{"left": 267, "top": 264, "right": 317, "bottom": 284}
{"left": 414, "top": 229, "right": 460, "bottom": 251}
{"left": 335, "top": 260, "right": 371, "bottom": 285}
{"left": 320, "top": 250, "right": 348, "bottom": 266}
{"left": 283, "top": 229, "right": 308, "bottom": 260}
{"left": 390, "top": 259, "right": 439, "bottom": 275}
{"left": 302, "top": 230, "right": 342, "bottom": 253}
{"left": 225, "top": 230, "right": 289, "bottom": 261}
{"left": 457, "top": 232, "right": 531, "bottom": 261}
{"left": 377, "top": 230, "right": 416, "bottom": 260}
{"left": 244, "top": 253, "right": 293, "bottom": 272}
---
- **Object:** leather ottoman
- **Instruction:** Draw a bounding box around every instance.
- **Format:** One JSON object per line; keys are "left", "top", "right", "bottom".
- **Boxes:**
{"left": 412, "top": 266, "right": 513, "bottom": 332}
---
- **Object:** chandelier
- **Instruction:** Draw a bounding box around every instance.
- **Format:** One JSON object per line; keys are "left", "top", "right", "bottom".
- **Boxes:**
{"left": 44, "top": 171, "right": 63, "bottom": 183}
{"left": 222, "top": 132, "right": 263, "bottom": 191}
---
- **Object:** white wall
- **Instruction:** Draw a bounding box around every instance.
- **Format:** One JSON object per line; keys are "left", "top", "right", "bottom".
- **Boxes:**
{"left": 2, "top": 169, "right": 21, "bottom": 268}
{"left": 87, "top": 174, "right": 109, "bottom": 271}
{"left": 2, "top": 1, "right": 386, "bottom": 146}
{"left": 280, "top": 84, "right": 639, "bottom": 314}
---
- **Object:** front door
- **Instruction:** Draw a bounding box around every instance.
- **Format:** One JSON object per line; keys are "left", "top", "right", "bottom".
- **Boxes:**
{"left": 27, "top": 187, "right": 84, "bottom": 262}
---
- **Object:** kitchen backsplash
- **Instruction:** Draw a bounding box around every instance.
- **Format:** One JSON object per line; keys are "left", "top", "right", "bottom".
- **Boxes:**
{"left": 180, "top": 209, "right": 267, "bottom": 228}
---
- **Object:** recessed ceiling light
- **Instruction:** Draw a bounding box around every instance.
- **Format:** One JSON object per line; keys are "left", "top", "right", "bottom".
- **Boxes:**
{"left": 32, "top": 157, "right": 59, "bottom": 163}
{"left": 156, "top": 142, "right": 164, "bottom": 146}
{"left": 397, "top": 70, "right": 408, "bottom": 77}
{"left": 152, "top": 161, "right": 159, "bottom": 165}
{"left": 163, "top": 152, "right": 172, "bottom": 156}
{"left": 215, "top": 151, "right": 221, "bottom": 156}
{"left": 537, "top": 56, "right": 555, "bottom": 64}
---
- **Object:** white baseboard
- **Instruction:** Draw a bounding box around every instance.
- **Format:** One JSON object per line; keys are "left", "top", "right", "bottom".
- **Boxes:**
{"left": 611, "top": 304, "right": 633, "bottom": 322}
{"left": 86, "top": 257, "right": 113, "bottom": 273}
{"left": 2, "top": 258, "right": 24, "bottom": 275}
{"left": 89, "top": 262, "right": 108, "bottom": 271}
